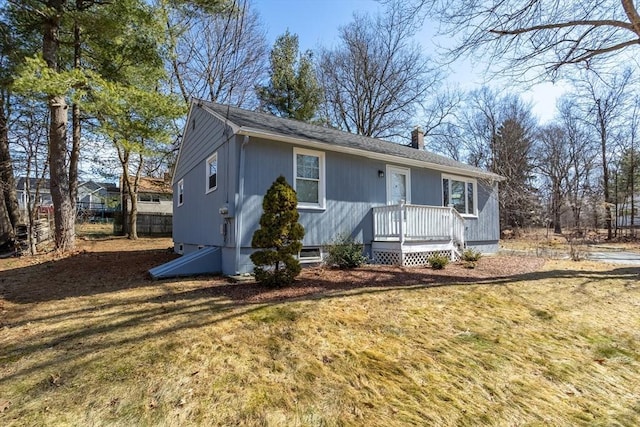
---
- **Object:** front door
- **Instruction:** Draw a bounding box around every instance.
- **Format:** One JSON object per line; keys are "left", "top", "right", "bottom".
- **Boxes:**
{"left": 386, "top": 166, "right": 411, "bottom": 205}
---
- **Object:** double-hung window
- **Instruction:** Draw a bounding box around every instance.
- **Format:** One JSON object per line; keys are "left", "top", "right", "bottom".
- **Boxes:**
{"left": 206, "top": 152, "right": 218, "bottom": 193}
{"left": 177, "top": 179, "right": 184, "bottom": 206}
{"left": 294, "top": 147, "right": 325, "bottom": 209}
{"left": 442, "top": 174, "right": 477, "bottom": 216}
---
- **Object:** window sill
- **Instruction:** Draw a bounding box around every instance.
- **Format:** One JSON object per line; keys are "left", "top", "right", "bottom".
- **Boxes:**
{"left": 297, "top": 205, "right": 326, "bottom": 211}
{"left": 298, "top": 257, "right": 323, "bottom": 263}
{"left": 206, "top": 187, "right": 217, "bottom": 195}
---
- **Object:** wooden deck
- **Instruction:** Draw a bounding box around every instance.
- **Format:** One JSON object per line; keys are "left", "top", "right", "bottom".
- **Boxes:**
{"left": 372, "top": 204, "right": 465, "bottom": 266}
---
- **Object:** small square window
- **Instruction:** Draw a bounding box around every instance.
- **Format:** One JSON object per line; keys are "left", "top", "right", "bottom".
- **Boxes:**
{"left": 298, "top": 247, "right": 322, "bottom": 263}
{"left": 206, "top": 152, "right": 218, "bottom": 193}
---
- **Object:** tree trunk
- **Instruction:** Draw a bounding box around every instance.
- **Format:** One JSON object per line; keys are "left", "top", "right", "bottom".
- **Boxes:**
{"left": 0, "top": 92, "right": 20, "bottom": 241}
{"left": 44, "top": 0, "right": 75, "bottom": 252}
{"left": 69, "top": 0, "right": 82, "bottom": 209}
{"left": 128, "top": 194, "right": 138, "bottom": 240}
{"left": 117, "top": 147, "right": 139, "bottom": 240}
{"left": 596, "top": 101, "right": 613, "bottom": 240}
{"left": 553, "top": 184, "right": 562, "bottom": 234}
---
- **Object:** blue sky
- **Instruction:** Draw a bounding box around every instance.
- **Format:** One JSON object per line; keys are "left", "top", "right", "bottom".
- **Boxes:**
{"left": 251, "top": 0, "right": 566, "bottom": 123}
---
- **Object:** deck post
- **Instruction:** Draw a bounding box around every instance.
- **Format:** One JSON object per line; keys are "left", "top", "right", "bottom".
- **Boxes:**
{"left": 399, "top": 202, "right": 405, "bottom": 245}
{"left": 399, "top": 202, "right": 405, "bottom": 265}
{"left": 449, "top": 205, "right": 455, "bottom": 261}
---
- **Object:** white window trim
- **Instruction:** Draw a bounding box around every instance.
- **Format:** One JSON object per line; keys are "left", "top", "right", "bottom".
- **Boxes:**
{"left": 177, "top": 179, "right": 184, "bottom": 207}
{"left": 206, "top": 152, "right": 218, "bottom": 194}
{"left": 386, "top": 165, "right": 411, "bottom": 205}
{"left": 297, "top": 247, "right": 323, "bottom": 263}
{"left": 138, "top": 193, "right": 161, "bottom": 203}
{"left": 442, "top": 173, "right": 478, "bottom": 217}
{"left": 293, "top": 147, "right": 326, "bottom": 210}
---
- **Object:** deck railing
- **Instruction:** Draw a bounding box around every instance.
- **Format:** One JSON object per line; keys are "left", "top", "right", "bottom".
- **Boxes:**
{"left": 372, "top": 203, "right": 465, "bottom": 246}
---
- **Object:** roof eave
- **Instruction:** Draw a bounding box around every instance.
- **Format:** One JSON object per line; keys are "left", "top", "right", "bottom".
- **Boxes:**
{"left": 237, "top": 127, "right": 504, "bottom": 181}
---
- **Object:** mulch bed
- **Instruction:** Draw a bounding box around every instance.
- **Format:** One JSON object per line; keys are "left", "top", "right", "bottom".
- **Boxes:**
{"left": 1, "top": 239, "right": 545, "bottom": 306}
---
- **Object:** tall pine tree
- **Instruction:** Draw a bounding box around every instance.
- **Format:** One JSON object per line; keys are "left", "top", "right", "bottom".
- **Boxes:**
{"left": 257, "top": 31, "right": 321, "bottom": 122}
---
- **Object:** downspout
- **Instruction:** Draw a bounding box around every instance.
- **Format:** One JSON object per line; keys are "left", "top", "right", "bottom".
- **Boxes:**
{"left": 235, "top": 135, "right": 250, "bottom": 274}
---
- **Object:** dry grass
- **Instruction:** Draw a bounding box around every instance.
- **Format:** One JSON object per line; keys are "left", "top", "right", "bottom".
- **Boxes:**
{"left": 500, "top": 228, "right": 640, "bottom": 259}
{"left": 1, "top": 239, "right": 639, "bottom": 426}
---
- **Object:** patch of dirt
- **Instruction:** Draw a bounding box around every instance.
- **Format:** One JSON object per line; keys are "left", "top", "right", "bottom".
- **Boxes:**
{"left": 0, "top": 237, "right": 176, "bottom": 304}
{"left": 0, "top": 237, "right": 545, "bottom": 306}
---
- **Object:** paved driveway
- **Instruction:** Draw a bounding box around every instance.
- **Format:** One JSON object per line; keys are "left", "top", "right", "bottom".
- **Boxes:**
{"left": 587, "top": 251, "right": 640, "bottom": 266}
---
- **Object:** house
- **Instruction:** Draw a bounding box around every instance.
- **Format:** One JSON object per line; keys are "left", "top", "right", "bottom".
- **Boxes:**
{"left": 16, "top": 177, "right": 53, "bottom": 214}
{"left": 159, "top": 100, "right": 503, "bottom": 277}
{"left": 119, "top": 176, "right": 173, "bottom": 236}
{"left": 120, "top": 176, "right": 174, "bottom": 215}
{"left": 77, "top": 180, "right": 120, "bottom": 211}
{"left": 76, "top": 180, "right": 120, "bottom": 223}
{"left": 617, "top": 194, "right": 640, "bottom": 230}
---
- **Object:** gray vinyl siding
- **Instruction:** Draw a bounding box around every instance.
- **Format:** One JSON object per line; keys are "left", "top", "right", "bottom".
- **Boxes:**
{"left": 464, "top": 180, "right": 500, "bottom": 244}
{"left": 172, "top": 110, "right": 235, "bottom": 249}
{"left": 241, "top": 138, "right": 390, "bottom": 248}
{"left": 239, "top": 138, "right": 499, "bottom": 250}
{"left": 173, "top": 104, "right": 232, "bottom": 180}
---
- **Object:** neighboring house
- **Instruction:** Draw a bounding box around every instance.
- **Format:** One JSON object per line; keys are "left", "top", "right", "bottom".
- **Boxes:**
{"left": 16, "top": 177, "right": 53, "bottom": 213}
{"left": 617, "top": 194, "right": 640, "bottom": 228}
{"left": 120, "top": 176, "right": 173, "bottom": 236}
{"left": 77, "top": 180, "right": 120, "bottom": 212}
{"left": 165, "top": 100, "right": 503, "bottom": 276}
{"left": 120, "top": 176, "right": 173, "bottom": 215}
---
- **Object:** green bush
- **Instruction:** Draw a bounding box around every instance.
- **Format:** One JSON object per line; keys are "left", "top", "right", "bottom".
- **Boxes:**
{"left": 461, "top": 248, "right": 482, "bottom": 262}
{"left": 461, "top": 248, "right": 482, "bottom": 269}
{"left": 428, "top": 253, "right": 449, "bottom": 270}
{"left": 251, "top": 176, "right": 305, "bottom": 287}
{"left": 462, "top": 248, "right": 482, "bottom": 262}
{"left": 324, "top": 235, "right": 367, "bottom": 269}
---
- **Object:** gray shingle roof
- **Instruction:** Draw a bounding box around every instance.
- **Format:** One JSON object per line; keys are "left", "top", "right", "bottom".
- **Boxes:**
{"left": 203, "top": 101, "right": 502, "bottom": 180}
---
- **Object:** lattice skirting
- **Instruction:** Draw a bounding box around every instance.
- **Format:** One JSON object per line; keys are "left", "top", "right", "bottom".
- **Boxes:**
{"left": 373, "top": 249, "right": 458, "bottom": 267}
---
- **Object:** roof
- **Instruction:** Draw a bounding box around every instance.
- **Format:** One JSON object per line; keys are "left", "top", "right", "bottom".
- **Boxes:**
{"left": 78, "top": 180, "right": 119, "bottom": 193}
{"left": 16, "top": 177, "right": 51, "bottom": 190}
{"left": 200, "top": 101, "right": 503, "bottom": 181}
{"left": 135, "top": 177, "right": 172, "bottom": 194}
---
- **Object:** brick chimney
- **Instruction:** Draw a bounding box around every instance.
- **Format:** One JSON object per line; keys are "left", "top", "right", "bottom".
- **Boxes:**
{"left": 411, "top": 126, "right": 424, "bottom": 150}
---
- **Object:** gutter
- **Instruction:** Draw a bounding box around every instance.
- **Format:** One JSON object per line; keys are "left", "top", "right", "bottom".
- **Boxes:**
{"left": 235, "top": 135, "right": 250, "bottom": 274}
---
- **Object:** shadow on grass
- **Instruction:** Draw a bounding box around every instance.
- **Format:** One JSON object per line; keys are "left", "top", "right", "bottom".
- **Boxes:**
{"left": 1, "top": 248, "right": 639, "bottom": 306}
{"left": 0, "top": 248, "right": 179, "bottom": 304}
{"left": 1, "top": 249, "right": 638, "bottom": 393}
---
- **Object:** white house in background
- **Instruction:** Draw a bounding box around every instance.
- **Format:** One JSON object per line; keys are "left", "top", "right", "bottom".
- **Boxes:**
{"left": 16, "top": 177, "right": 53, "bottom": 213}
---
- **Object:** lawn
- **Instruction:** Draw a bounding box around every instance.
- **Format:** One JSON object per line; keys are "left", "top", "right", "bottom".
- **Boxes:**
{"left": 1, "top": 237, "right": 639, "bottom": 426}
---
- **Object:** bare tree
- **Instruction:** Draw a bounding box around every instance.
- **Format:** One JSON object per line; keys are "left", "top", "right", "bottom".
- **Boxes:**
{"left": 421, "top": 88, "right": 464, "bottom": 156}
{"left": 613, "top": 96, "right": 640, "bottom": 235}
{"left": 535, "top": 125, "right": 574, "bottom": 234}
{"left": 11, "top": 97, "right": 50, "bottom": 254}
{"left": 317, "top": 2, "right": 440, "bottom": 139}
{"left": 167, "top": 0, "right": 267, "bottom": 108}
{"left": 556, "top": 97, "right": 597, "bottom": 231}
{"left": 400, "top": 0, "right": 640, "bottom": 78}
{"left": 572, "top": 69, "right": 633, "bottom": 239}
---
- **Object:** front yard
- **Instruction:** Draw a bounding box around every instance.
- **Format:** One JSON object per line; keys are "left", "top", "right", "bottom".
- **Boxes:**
{"left": 1, "top": 237, "right": 639, "bottom": 426}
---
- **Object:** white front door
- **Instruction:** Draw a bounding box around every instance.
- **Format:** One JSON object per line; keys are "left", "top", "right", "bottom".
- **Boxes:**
{"left": 386, "top": 166, "right": 411, "bottom": 205}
